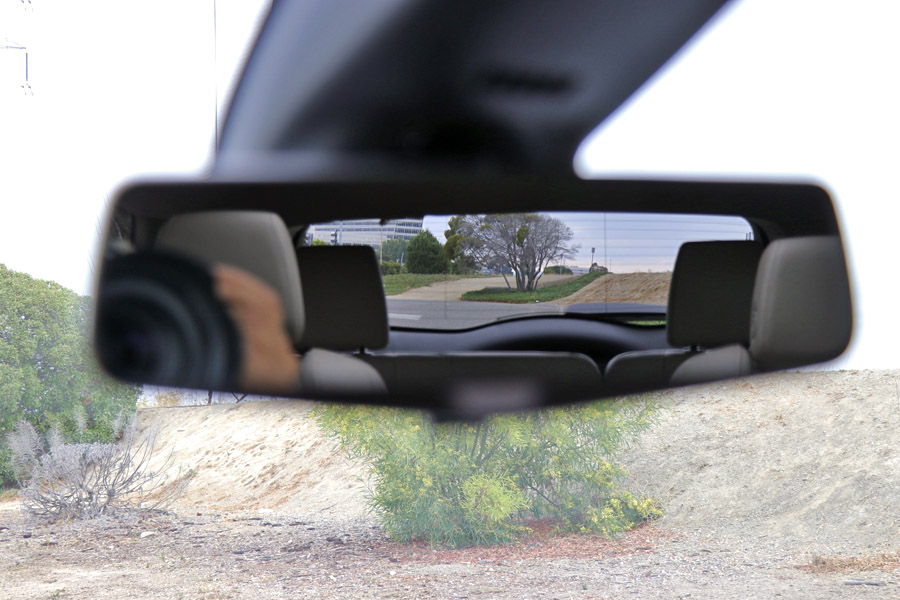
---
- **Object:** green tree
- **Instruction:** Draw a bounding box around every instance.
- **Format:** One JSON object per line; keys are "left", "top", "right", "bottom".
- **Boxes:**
{"left": 315, "top": 397, "right": 660, "bottom": 548}
{"left": 443, "top": 216, "right": 478, "bottom": 274}
{"left": 0, "top": 265, "right": 139, "bottom": 486}
{"left": 406, "top": 231, "right": 450, "bottom": 274}
{"left": 311, "top": 239, "right": 330, "bottom": 247}
{"left": 378, "top": 238, "right": 408, "bottom": 264}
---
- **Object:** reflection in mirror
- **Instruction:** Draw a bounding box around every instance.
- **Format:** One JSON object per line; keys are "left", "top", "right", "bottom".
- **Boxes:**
{"left": 305, "top": 212, "right": 752, "bottom": 331}
{"left": 94, "top": 179, "right": 852, "bottom": 418}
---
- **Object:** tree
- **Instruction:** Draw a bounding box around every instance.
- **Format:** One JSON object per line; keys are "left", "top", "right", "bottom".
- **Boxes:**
{"left": 378, "top": 238, "right": 408, "bottom": 264}
{"left": 443, "top": 216, "right": 478, "bottom": 274}
{"left": 406, "top": 231, "right": 450, "bottom": 274}
{"left": 456, "top": 214, "right": 578, "bottom": 291}
{"left": 0, "top": 265, "right": 139, "bottom": 486}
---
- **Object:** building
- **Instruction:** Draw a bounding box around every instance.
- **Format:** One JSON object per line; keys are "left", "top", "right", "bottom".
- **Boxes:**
{"left": 309, "top": 218, "right": 424, "bottom": 248}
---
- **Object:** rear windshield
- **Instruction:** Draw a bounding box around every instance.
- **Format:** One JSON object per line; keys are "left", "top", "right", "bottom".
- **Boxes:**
{"left": 309, "top": 212, "right": 753, "bottom": 330}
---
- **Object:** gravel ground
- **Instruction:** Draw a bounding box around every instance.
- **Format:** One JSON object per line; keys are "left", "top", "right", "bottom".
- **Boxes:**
{"left": 1, "top": 369, "right": 898, "bottom": 599}
{"left": 1, "top": 508, "right": 896, "bottom": 599}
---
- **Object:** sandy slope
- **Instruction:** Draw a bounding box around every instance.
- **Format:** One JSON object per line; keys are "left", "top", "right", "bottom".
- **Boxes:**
{"left": 4, "top": 370, "right": 899, "bottom": 599}
{"left": 554, "top": 272, "right": 671, "bottom": 306}
{"left": 136, "top": 400, "right": 369, "bottom": 516}
{"left": 134, "top": 369, "right": 899, "bottom": 558}
{"left": 621, "top": 369, "right": 900, "bottom": 554}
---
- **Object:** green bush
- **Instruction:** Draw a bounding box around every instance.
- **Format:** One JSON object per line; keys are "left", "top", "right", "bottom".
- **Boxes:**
{"left": 406, "top": 231, "right": 450, "bottom": 274}
{"left": 544, "top": 265, "right": 573, "bottom": 275}
{"left": 0, "top": 265, "right": 139, "bottom": 486}
{"left": 314, "top": 397, "right": 660, "bottom": 547}
{"left": 461, "top": 270, "right": 605, "bottom": 304}
{"left": 380, "top": 260, "right": 406, "bottom": 275}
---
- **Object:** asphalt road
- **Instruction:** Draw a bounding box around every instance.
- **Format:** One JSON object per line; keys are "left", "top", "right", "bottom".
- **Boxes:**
{"left": 386, "top": 298, "right": 563, "bottom": 329}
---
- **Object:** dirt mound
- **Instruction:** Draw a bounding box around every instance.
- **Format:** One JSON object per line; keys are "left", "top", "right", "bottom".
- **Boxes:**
{"left": 621, "top": 369, "right": 900, "bottom": 554}
{"left": 5, "top": 371, "right": 898, "bottom": 598}
{"left": 133, "top": 369, "right": 899, "bottom": 557}
{"left": 554, "top": 272, "right": 671, "bottom": 306}
{"left": 136, "top": 400, "right": 369, "bottom": 516}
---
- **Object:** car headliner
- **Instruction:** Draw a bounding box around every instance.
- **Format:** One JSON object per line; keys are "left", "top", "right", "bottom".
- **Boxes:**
{"left": 216, "top": 0, "right": 730, "bottom": 177}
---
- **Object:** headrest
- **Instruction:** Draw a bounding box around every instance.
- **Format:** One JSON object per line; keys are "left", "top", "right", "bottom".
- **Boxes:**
{"left": 667, "top": 241, "right": 763, "bottom": 348}
{"left": 749, "top": 235, "right": 852, "bottom": 371}
{"left": 294, "top": 246, "right": 388, "bottom": 351}
{"left": 155, "top": 211, "right": 305, "bottom": 345}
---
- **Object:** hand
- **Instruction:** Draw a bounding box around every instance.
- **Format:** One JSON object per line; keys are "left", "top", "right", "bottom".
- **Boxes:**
{"left": 211, "top": 264, "right": 302, "bottom": 394}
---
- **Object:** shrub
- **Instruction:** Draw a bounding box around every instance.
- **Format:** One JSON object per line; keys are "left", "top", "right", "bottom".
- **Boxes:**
{"left": 315, "top": 397, "right": 660, "bottom": 547}
{"left": 406, "top": 231, "right": 450, "bottom": 274}
{"left": 380, "top": 260, "right": 406, "bottom": 275}
{"left": 461, "top": 270, "right": 605, "bottom": 304}
{"left": 0, "top": 265, "right": 139, "bottom": 486}
{"left": 545, "top": 265, "right": 573, "bottom": 275}
{"left": 6, "top": 418, "right": 189, "bottom": 522}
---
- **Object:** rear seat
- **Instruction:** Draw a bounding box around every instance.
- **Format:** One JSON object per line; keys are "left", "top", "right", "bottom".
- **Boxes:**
{"left": 294, "top": 245, "right": 604, "bottom": 398}
{"left": 604, "top": 240, "right": 763, "bottom": 394}
{"left": 155, "top": 211, "right": 387, "bottom": 395}
{"left": 671, "top": 235, "right": 852, "bottom": 382}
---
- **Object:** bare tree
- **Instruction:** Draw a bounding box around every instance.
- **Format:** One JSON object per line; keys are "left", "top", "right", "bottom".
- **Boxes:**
{"left": 458, "top": 214, "right": 578, "bottom": 291}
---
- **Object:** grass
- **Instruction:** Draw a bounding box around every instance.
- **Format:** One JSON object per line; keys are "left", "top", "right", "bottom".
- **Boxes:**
{"left": 460, "top": 270, "right": 605, "bottom": 303}
{"left": 382, "top": 273, "right": 484, "bottom": 296}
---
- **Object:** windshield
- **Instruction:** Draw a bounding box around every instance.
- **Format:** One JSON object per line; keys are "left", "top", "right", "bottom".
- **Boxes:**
{"left": 312, "top": 212, "right": 752, "bottom": 329}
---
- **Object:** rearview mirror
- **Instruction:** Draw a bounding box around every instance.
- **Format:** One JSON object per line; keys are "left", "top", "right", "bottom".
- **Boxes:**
{"left": 94, "top": 178, "right": 852, "bottom": 418}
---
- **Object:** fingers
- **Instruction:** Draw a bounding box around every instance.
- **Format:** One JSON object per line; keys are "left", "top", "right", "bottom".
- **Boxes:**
{"left": 212, "top": 264, "right": 284, "bottom": 322}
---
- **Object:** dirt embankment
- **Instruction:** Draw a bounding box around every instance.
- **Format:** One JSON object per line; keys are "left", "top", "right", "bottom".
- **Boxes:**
{"left": 554, "top": 272, "right": 671, "bottom": 306}
{"left": 620, "top": 369, "right": 900, "bottom": 555}
{"left": 137, "top": 400, "right": 369, "bottom": 516}
{"left": 2, "top": 370, "right": 899, "bottom": 598}
{"left": 133, "top": 368, "right": 899, "bottom": 558}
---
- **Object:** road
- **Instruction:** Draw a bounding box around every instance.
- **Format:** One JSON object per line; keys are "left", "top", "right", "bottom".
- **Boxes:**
{"left": 386, "top": 298, "right": 562, "bottom": 329}
{"left": 388, "top": 274, "right": 575, "bottom": 301}
{"left": 385, "top": 274, "right": 574, "bottom": 328}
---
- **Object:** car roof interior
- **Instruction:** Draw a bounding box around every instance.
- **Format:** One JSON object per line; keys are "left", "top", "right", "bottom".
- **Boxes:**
{"left": 216, "top": 0, "right": 730, "bottom": 177}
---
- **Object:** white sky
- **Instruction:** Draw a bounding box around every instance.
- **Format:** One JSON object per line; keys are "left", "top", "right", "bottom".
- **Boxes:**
{"left": 0, "top": 0, "right": 268, "bottom": 291}
{"left": 424, "top": 212, "right": 753, "bottom": 273}
{"left": 1, "top": 0, "right": 897, "bottom": 369}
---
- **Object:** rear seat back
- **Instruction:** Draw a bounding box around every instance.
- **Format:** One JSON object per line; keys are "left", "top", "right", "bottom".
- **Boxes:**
{"left": 156, "top": 211, "right": 386, "bottom": 395}
{"left": 156, "top": 211, "right": 306, "bottom": 345}
{"left": 604, "top": 241, "right": 763, "bottom": 393}
{"left": 669, "top": 235, "right": 852, "bottom": 383}
{"left": 748, "top": 235, "right": 852, "bottom": 371}
{"left": 360, "top": 352, "right": 602, "bottom": 395}
{"left": 295, "top": 246, "right": 388, "bottom": 351}
{"left": 294, "top": 245, "right": 603, "bottom": 397}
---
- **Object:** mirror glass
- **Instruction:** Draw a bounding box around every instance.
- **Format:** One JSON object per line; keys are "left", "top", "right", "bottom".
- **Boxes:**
{"left": 93, "top": 178, "right": 852, "bottom": 418}
{"left": 326, "top": 212, "right": 753, "bottom": 330}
